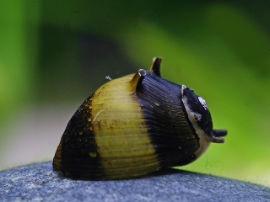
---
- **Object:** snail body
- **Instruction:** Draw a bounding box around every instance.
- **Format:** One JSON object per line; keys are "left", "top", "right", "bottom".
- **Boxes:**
{"left": 53, "top": 57, "right": 227, "bottom": 180}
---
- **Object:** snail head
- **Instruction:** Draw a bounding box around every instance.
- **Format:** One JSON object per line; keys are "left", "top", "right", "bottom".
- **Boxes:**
{"left": 181, "top": 85, "right": 227, "bottom": 143}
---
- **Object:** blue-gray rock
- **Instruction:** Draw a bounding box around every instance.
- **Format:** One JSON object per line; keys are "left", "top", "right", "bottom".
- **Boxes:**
{"left": 0, "top": 162, "right": 270, "bottom": 202}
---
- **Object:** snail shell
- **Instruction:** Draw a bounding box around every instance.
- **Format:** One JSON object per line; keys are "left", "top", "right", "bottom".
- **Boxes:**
{"left": 53, "top": 57, "right": 227, "bottom": 180}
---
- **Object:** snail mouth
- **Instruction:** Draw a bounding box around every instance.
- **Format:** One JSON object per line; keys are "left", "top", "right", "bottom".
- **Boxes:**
{"left": 210, "top": 129, "right": 227, "bottom": 143}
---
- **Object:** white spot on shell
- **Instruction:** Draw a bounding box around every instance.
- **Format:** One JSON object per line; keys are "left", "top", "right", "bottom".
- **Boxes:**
{"left": 198, "top": 97, "right": 208, "bottom": 110}
{"left": 92, "top": 110, "right": 104, "bottom": 122}
{"left": 105, "top": 75, "right": 112, "bottom": 80}
{"left": 181, "top": 85, "right": 186, "bottom": 95}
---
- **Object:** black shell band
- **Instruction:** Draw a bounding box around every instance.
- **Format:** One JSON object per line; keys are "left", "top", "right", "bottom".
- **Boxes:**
{"left": 53, "top": 96, "right": 105, "bottom": 179}
{"left": 136, "top": 71, "right": 200, "bottom": 168}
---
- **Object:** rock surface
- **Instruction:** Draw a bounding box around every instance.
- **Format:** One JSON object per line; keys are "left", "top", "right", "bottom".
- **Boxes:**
{"left": 0, "top": 162, "right": 270, "bottom": 202}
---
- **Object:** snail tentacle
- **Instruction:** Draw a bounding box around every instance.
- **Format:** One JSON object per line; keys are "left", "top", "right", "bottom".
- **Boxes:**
{"left": 149, "top": 57, "right": 162, "bottom": 77}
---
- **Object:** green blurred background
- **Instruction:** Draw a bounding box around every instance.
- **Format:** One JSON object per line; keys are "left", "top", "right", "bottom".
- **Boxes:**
{"left": 0, "top": 0, "right": 270, "bottom": 186}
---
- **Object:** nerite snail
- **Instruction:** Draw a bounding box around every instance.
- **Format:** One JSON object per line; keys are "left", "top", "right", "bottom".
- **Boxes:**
{"left": 53, "top": 57, "right": 227, "bottom": 180}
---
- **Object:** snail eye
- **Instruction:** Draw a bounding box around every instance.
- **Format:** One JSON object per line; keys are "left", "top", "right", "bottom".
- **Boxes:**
{"left": 192, "top": 112, "right": 202, "bottom": 121}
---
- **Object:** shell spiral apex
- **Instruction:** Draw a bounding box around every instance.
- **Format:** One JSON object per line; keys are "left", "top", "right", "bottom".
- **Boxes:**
{"left": 53, "top": 57, "right": 227, "bottom": 180}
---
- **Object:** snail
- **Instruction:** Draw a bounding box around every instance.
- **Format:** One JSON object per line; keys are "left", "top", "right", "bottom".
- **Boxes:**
{"left": 53, "top": 57, "right": 227, "bottom": 180}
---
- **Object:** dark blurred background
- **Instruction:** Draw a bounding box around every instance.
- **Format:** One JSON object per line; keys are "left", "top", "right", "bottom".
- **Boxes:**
{"left": 0, "top": 1, "right": 270, "bottom": 186}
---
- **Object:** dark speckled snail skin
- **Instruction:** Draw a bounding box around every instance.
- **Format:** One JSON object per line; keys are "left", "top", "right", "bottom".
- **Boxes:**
{"left": 53, "top": 57, "right": 227, "bottom": 180}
